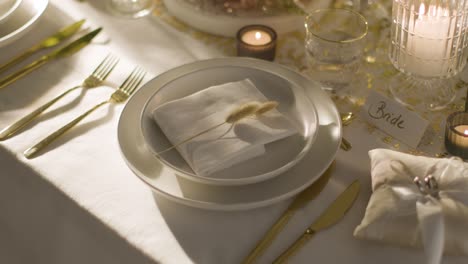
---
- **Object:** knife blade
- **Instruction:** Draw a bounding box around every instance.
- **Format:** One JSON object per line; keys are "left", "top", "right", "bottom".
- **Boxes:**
{"left": 273, "top": 179, "right": 361, "bottom": 264}
{"left": 0, "top": 28, "right": 102, "bottom": 90}
{"left": 46, "top": 27, "right": 102, "bottom": 59}
{"left": 242, "top": 163, "right": 334, "bottom": 264}
{"left": 0, "top": 19, "right": 86, "bottom": 74}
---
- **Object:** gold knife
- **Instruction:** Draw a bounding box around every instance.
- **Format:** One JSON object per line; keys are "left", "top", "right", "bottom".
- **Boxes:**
{"left": 0, "top": 27, "right": 102, "bottom": 90}
{"left": 242, "top": 163, "right": 335, "bottom": 264}
{"left": 0, "top": 19, "right": 86, "bottom": 74}
{"left": 273, "top": 179, "right": 360, "bottom": 264}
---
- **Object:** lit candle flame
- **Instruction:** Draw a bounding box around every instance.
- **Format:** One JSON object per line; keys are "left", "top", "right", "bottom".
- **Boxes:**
{"left": 464, "top": 130, "right": 468, "bottom": 135}
{"left": 255, "top": 32, "right": 262, "bottom": 40}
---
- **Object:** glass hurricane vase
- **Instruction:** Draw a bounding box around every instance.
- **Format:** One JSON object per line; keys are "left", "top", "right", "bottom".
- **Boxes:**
{"left": 388, "top": 0, "right": 468, "bottom": 111}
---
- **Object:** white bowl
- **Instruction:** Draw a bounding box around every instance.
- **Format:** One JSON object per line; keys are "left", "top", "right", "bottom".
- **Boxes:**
{"left": 0, "top": 0, "right": 22, "bottom": 25}
{"left": 140, "top": 59, "right": 319, "bottom": 186}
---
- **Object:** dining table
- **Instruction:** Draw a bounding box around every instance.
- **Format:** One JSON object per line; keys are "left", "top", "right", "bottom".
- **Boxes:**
{"left": 0, "top": 0, "right": 467, "bottom": 264}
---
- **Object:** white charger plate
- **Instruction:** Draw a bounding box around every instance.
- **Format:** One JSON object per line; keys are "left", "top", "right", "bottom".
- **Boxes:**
{"left": 140, "top": 65, "right": 319, "bottom": 186}
{"left": 0, "top": 0, "right": 22, "bottom": 25}
{"left": 118, "top": 58, "right": 342, "bottom": 211}
{"left": 0, "top": 0, "right": 48, "bottom": 48}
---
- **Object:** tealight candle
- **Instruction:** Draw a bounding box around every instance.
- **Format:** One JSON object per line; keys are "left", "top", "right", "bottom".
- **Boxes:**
{"left": 236, "top": 25, "right": 277, "bottom": 61}
{"left": 241, "top": 30, "right": 272, "bottom": 46}
{"left": 445, "top": 111, "right": 468, "bottom": 159}
{"left": 454, "top": 125, "right": 468, "bottom": 147}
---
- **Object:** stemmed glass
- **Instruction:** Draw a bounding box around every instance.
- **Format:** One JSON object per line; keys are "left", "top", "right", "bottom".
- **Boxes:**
{"left": 107, "top": 0, "right": 155, "bottom": 19}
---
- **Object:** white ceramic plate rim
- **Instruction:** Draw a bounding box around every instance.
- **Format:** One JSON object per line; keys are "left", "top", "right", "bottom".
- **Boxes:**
{"left": 118, "top": 58, "right": 342, "bottom": 211}
{"left": 0, "top": 0, "right": 22, "bottom": 24}
{"left": 139, "top": 66, "right": 319, "bottom": 186}
{"left": 0, "top": 0, "right": 48, "bottom": 47}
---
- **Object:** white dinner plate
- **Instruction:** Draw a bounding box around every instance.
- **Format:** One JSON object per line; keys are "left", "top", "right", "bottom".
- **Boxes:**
{"left": 118, "top": 58, "right": 342, "bottom": 211}
{"left": 0, "top": 0, "right": 22, "bottom": 25}
{"left": 0, "top": 0, "right": 48, "bottom": 48}
{"left": 140, "top": 65, "right": 319, "bottom": 186}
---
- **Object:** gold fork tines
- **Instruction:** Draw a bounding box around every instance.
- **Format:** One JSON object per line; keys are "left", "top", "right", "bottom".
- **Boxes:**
{"left": 0, "top": 54, "right": 119, "bottom": 141}
{"left": 23, "top": 66, "right": 146, "bottom": 159}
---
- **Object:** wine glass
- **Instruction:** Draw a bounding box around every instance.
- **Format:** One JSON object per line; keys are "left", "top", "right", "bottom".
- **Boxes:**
{"left": 107, "top": 0, "right": 155, "bottom": 19}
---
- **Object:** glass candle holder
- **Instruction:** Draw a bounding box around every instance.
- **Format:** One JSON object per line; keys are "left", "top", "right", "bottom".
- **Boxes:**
{"left": 304, "top": 8, "right": 368, "bottom": 92}
{"left": 445, "top": 111, "right": 468, "bottom": 159}
{"left": 237, "top": 25, "right": 277, "bottom": 61}
{"left": 389, "top": 0, "right": 468, "bottom": 111}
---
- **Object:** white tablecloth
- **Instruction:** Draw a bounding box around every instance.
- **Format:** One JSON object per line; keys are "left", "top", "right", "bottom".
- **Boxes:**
{"left": 0, "top": 1, "right": 466, "bottom": 264}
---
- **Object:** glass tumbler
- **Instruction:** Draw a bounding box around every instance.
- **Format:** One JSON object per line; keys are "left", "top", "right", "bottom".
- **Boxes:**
{"left": 304, "top": 8, "right": 368, "bottom": 91}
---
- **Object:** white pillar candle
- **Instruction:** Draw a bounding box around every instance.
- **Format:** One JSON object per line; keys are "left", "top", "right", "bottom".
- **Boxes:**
{"left": 403, "top": 4, "right": 455, "bottom": 77}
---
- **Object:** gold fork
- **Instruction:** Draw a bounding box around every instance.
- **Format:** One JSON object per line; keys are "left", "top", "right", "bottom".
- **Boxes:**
{"left": 23, "top": 66, "right": 146, "bottom": 159}
{"left": 0, "top": 54, "right": 119, "bottom": 140}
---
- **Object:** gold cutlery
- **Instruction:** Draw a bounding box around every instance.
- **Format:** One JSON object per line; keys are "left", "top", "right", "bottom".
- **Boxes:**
{"left": 273, "top": 179, "right": 360, "bottom": 264}
{"left": 340, "top": 112, "right": 355, "bottom": 151}
{"left": 0, "top": 27, "right": 102, "bottom": 90}
{"left": 24, "top": 66, "right": 146, "bottom": 159}
{"left": 0, "top": 20, "right": 86, "bottom": 74}
{"left": 340, "top": 138, "right": 352, "bottom": 151}
{"left": 0, "top": 54, "right": 119, "bottom": 140}
{"left": 340, "top": 112, "right": 356, "bottom": 127}
{"left": 242, "top": 163, "right": 335, "bottom": 264}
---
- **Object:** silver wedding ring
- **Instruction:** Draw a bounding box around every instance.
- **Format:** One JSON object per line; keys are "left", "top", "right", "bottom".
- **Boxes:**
{"left": 413, "top": 175, "right": 439, "bottom": 198}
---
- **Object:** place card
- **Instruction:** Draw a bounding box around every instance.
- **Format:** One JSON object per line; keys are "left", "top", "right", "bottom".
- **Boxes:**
{"left": 360, "top": 91, "right": 429, "bottom": 148}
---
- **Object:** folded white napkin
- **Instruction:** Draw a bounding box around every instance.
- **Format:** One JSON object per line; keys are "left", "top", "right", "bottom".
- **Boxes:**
{"left": 152, "top": 79, "right": 297, "bottom": 177}
{"left": 354, "top": 149, "right": 468, "bottom": 264}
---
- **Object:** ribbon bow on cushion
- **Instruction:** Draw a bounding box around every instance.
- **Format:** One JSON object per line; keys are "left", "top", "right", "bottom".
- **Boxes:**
{"left": 354, "top": 149, "right": 468, "bottom": 264}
